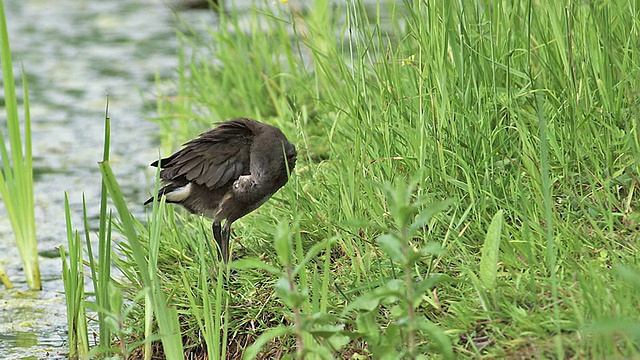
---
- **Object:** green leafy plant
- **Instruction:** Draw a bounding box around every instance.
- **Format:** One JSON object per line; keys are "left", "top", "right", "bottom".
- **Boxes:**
{"left": 238, "top": 219, "right": 339, "bottom": 359}
{"left": 343, "top": 182, "right": 454, "bottom": 359}
{"left": 479, "top": 210, "right": 504, "bottom": 292}
{"left": 469, "top": 209, "right": 504, "bottom": 312}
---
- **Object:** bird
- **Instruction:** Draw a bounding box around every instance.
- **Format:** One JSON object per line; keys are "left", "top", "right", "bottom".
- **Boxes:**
{"left": 145, "top": 118, "right": 297, "bottom": 263}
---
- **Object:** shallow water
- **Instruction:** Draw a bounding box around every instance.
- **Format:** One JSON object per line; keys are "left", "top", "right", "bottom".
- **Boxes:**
{"left": 0, "top": 0, "right": 217, "bottom": 357}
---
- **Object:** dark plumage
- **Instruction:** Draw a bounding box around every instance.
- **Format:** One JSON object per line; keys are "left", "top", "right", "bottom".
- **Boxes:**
{"left": 145, "top": 118, "right": 297, "bottom": 263}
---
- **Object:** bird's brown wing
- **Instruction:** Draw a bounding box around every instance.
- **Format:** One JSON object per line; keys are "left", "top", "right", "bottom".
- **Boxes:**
{"left": 152, "top": 120, "right": 254, "bottom": 190}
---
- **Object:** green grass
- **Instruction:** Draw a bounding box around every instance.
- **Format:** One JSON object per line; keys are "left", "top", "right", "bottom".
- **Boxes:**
{"left": 61, "top": 193, "right": 90, "bottom": 358}
{"left": 0, "top": 0, "right": 40, "bottom": 290}
{"left": 65, "top": 0, "right": 640, "bottom": 358}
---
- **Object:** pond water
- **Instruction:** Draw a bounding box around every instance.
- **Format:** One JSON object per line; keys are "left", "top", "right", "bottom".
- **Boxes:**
{"left": 0, "top": 0, "right": 218, "bottom": 357}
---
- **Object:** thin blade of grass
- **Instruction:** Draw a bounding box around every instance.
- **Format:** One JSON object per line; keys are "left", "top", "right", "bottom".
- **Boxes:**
{"left": 98, "top": 99, "right": 113, "bottom": 348}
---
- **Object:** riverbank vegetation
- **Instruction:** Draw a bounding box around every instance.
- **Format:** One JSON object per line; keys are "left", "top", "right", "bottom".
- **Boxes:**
{"left": 63, "top": 0, "right": 639, "bottom": 358}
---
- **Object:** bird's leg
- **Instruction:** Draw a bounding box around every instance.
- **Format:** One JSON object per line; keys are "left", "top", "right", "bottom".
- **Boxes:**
{"left": 212, "top": 221, "right": 224, "bottom": 262}
{"left": 220, "top": 220, "right": 232, "bottom": 263}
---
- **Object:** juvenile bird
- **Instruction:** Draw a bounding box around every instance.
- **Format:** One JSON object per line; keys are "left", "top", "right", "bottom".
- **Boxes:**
{"left": 145, "top": 118, "right": 297, "bottom": 263}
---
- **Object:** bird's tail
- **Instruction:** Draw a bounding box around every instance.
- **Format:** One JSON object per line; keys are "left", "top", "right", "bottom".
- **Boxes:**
{"left": 144, "top": 182, "right": 192, "bottom": 206}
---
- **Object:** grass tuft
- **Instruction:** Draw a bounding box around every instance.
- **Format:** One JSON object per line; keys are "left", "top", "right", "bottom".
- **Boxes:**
{"left": 0, "top": 0, "right": 40, "bottom": 290}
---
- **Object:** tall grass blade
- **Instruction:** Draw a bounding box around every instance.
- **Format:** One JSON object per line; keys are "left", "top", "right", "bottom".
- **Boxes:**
{"left": 97, "top": 99, "right": 113, "bottom": 348}
{"left": 534, "top": 84, "right": 562, "bottom": 357}
{"left": 0, "top": 0, "right": 40, "bottom": 290}
{"left": 83, "top": 102, "right": 113, "bottom": 350}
